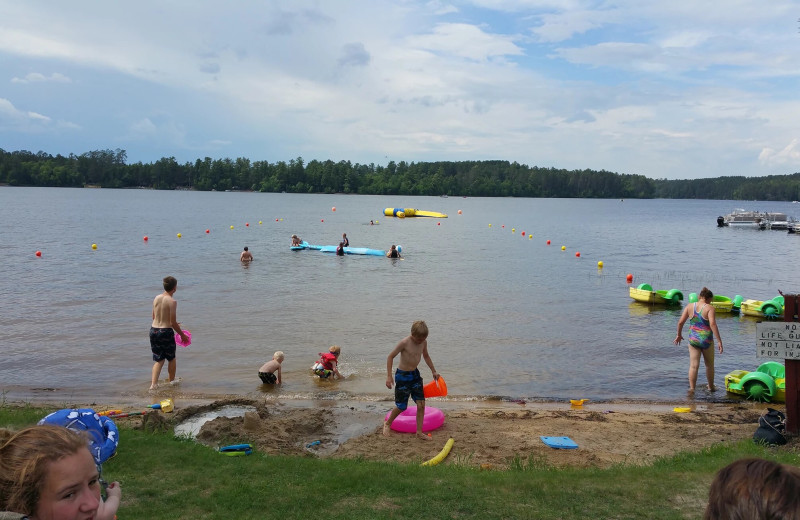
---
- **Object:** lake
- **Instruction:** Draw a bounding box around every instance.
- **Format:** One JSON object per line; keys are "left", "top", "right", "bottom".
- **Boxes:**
{"left": 2, "top": 187, "right": 798, "bottom": 404}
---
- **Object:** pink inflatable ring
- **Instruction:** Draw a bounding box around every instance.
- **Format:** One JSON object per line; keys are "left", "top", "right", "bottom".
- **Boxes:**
{"left": 385, "top": 406, "right": 445, "bottom": 433}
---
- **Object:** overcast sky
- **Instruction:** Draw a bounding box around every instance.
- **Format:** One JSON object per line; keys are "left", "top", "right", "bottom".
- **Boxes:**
{"left": 1, "top": 1, "right": 798, "bottom": 180}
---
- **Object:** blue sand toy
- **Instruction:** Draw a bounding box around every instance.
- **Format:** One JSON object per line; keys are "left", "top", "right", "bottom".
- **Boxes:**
{"left": 540, "top": 436, "right": 578, "bottom": 449}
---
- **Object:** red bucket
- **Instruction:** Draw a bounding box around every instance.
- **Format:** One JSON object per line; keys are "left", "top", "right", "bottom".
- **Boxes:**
{"left": 423, "top": 376, "right": 447, "bottom": 398}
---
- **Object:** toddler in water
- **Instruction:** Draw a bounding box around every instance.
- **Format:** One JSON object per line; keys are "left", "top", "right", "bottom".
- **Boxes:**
{"left": 258, "top": 351, "right": 284, "bottom": 384}
{"left": 313, "top": 346, "right": 343, "bottom": 379}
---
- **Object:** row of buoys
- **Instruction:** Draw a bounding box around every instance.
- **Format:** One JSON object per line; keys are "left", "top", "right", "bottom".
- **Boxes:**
{"left": 489, "top": 223, "right": 612, "bottom": 272}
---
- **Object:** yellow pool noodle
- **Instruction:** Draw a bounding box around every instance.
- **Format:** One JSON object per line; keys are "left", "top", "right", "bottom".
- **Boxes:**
{"left": 421, "top": 438, "right": 455, "bottom": 466}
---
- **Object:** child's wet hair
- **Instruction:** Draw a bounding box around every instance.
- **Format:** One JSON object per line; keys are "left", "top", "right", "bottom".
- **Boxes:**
{"left": 411, "top": 320, "right": 428, "bottom": 339}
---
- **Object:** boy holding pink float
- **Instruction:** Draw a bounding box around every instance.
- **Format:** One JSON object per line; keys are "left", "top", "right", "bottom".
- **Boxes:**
{"left": 383, "top": 320, "right": 440, "bottom": 440}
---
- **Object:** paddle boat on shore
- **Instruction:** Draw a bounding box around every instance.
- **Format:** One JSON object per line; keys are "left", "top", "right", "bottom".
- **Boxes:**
{"left": 725, "top": 362, "right": 785, "bottom": 403}
{"left": 740, "top": 295, "right": 784, "bottom": 318}
{"left": 629, "top": 283, "right": 683, "bottom": 305}
{"left": 384, "top": 207, "right": 448, "bottom": 218}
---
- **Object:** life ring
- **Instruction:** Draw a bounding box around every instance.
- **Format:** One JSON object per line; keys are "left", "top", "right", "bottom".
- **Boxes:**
{"left": 385, "top": 406, "right": 445, "bottom": 433}
{"left": 39, "top": 408, "right": 119, "bottom": 465}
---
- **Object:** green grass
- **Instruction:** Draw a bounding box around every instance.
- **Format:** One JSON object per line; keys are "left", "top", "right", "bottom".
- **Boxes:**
{"left": 2, "top": 404, "right": 798, "bottom": 520}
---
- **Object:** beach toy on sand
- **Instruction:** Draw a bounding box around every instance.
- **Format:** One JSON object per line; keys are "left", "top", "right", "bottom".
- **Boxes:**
{"left": 219, "top": 443, "right": 253, "bottom": 456}
{"left": 673, "top": 407, "right": 691, "bottom": 413}
{"left": 540, "top": 436, "right": 578, "bottom": 449}
{"left": 421, "top": 438, "right": 455, "bottom": 466}
{"left": 386, "top": 406, "right": 445, "bottom": 433}
{"left": 423, "top": 376, "right": 447, "bottom": 398}
{"left": 570, "top": 399, "right": 588, "bottom": 406}
{"left": 175, "top": 330, "right": 192, "bottom": 347}
{"left": 147, "top": 398, "right": 174, "bottom": 412}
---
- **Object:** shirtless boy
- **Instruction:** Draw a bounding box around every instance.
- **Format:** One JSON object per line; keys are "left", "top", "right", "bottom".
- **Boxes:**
{"left": 384, "top": 320, "right": 439, "bottom": 440}
{"left": 240, "top": 246, "right": 253, "bottom": 262}
{"left": 149, "top": 276, "right": 188, "bottom": 391}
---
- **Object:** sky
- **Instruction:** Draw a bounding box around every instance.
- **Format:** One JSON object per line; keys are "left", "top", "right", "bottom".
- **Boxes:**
{"left": 1, "top": 1, "right": 799, "bottom": 180}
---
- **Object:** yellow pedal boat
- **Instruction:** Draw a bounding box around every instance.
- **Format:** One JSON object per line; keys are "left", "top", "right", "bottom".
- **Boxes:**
{"left": 688, "top": 293, "right": 740, "bottom": 313}
{"left": 629, "top": 283, "right": 683, "bottom": 305}
{"left": 740, "top": 296, "right": 784, "bottom": 318}
{"left": 725, "top": 362, "right": 785, "bottom": 403}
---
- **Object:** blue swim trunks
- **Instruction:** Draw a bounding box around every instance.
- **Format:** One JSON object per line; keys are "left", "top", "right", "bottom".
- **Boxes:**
{"left": 394, "top": 368, "right": 424, "bottom": 411}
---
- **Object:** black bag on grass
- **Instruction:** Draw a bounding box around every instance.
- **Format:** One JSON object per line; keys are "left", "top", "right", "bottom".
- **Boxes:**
{"left": 753, "top": 408, "right": 787, "bottom": 446}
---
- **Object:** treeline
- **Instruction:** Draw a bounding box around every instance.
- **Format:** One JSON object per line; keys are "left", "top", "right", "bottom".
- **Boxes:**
{"left": 1, "top": 148, "right": 799, "bottom": 201}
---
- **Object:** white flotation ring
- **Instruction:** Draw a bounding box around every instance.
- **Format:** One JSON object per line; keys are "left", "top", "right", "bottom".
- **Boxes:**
{"left": 385, "top": 406, "right": 445, "bottom": 433}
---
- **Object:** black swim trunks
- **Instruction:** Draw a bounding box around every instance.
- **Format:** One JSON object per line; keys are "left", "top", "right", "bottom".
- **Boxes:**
{"left": 394, "top": 368, "right": 424, "bottom": 411}
{"left": 259, "top": 371, "right": 277, "bottom": 384}
{"left": 150, "top": 327, "right": 176, "bottom": 362}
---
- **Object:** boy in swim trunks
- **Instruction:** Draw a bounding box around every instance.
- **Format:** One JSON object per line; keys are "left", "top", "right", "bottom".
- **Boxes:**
{"left": 149, "top": 276, "right": 189, "bottom": 391}
{"left": 383, "top": 320, "right": 439, "bottom": 440}
{"left": 258, "top": 351, "right": 284, "bottom": 384}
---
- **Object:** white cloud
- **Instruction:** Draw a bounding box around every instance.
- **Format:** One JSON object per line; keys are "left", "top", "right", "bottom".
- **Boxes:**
{"left": 407, "top": 23, "right": 523, "bottom": 61}
{"left": 760, "top": 139, "right": 800, "bottom": 167}
{"left": 11, "top": 72, "right": 71, "bottom": 83}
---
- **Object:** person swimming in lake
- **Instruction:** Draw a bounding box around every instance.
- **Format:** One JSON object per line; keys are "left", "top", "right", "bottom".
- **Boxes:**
{"left": 336, "top": 241, "right": 345, "bottom": 256}
{"left": 240, "top": 246, "right": 253, "bottom": 262}
{"left": 386, "top": 245, "right": 401, "bottom": 258}
{"left": 291, "top": 235, "right": 302, "bottom": 246}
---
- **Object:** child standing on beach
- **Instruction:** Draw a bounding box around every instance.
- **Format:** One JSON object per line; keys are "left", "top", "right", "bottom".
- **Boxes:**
{"left": 313, "top": 346, "right": 343, "bottom": 379}
{"left": 258, "top": 351, "right": 284, "bottom": 384}
{"left": 384, "top": 320, "right": 439, "bottom": 440}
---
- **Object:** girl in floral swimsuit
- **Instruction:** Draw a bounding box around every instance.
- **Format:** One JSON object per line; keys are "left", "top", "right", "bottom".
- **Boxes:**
{"left": 674, "top": 287, "right": 723, "bottom": 392}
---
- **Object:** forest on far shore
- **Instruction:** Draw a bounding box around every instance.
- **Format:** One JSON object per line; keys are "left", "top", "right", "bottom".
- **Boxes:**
{"left": 2, "top": 148, "right": 799, "bottom": 201}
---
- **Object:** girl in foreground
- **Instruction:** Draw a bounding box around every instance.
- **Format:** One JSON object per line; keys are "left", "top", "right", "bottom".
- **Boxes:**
{"left": 0, "top": 424, "right": 120, "bottom": 520}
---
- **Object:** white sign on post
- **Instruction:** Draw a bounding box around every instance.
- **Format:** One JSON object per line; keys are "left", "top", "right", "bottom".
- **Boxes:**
{"left": 756, "top": 322, "right": 800, "bottom": 359}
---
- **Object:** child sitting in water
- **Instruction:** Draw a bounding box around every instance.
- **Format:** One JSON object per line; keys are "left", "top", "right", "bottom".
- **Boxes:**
{"left": 313, "top": 346, "right": 343, "bottom": 379}
{"left": 258, "top": 351, "right": 284, "bottom": 384}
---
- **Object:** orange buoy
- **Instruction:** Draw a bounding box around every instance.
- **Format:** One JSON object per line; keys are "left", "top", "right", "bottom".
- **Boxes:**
{"left": 521, "top": 231, "right": 525, "bottom": 236}
{"left": 206, "top": 229, "right": 210, "bottom": 234}
{"left": 546, "top": 240, "right": 551, "bottom": 245}
{"left": 626, "top": 274, "right": 633, "bottom": 283}
{"left": 143, "top": 236, "right": 148, "bottom": 241}
{"left": 457, "top": 210, "right": 462, "bottom": 214}
{"left": 321, "top": 219, "right": 324, "bottom": 222}
{"left": 246, "top": 222, "right": 249, "bottom": 227}
{"left": 575, "top": 252, "right": 580, "bottom": 257}
{"left": 437, "top": 222, "right": 440, "bottom": 225}
{"left": 35, "top": 250, "right": 42, "bottom": 257}
{"left": 332, "top": 207, "right": 336, "bottom": 212}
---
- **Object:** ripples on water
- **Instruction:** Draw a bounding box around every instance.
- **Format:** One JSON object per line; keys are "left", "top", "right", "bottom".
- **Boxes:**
{"left": 2, "top": 188, "right": 798, "bottom": 404}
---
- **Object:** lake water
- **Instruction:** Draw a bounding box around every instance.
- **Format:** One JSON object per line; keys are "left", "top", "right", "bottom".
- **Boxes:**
{"left": 2, "top": 187, "right": 798, "bottom": 404}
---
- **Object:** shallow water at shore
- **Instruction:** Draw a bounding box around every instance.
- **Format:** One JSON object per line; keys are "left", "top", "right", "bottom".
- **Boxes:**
{"left": 2, "top": 187, "right": 799, "bottom": 405}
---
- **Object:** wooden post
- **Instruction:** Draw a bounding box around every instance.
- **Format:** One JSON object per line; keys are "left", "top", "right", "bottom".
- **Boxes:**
{"left": 785, "top": 294, "right": 800, "bottom": 434}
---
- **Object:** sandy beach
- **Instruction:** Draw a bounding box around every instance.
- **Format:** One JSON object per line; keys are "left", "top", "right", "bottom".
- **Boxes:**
{"left": 22, "top": 392, "right": 795, "bottom": 470}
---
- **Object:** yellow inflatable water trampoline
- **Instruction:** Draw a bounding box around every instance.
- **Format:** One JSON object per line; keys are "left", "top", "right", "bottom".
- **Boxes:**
{"left": 384, "top": 208, "right": 448, "bottom": 218}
